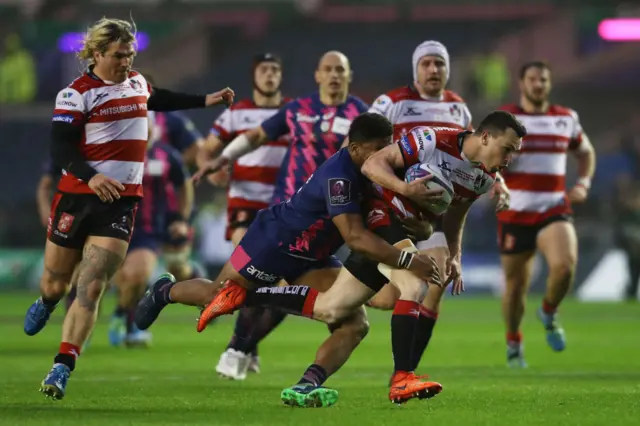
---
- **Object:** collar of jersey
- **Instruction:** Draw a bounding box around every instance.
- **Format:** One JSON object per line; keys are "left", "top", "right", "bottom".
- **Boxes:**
{"left": 407, "top": 84, "right": 444, "bottom": 101}
{"left": 85, "top": 65, "right": 119, "bottom": 85}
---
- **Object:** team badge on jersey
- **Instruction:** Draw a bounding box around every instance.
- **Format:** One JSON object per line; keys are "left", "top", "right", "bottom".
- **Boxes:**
{"left": 57, "top": 213, "right": 75, "bottom": 233}
{"left": 328, "top": 178, "right": 352, "bottom": 205}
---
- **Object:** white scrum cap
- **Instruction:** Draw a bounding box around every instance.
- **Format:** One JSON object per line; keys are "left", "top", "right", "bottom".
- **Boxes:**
{"left": 412, "top": 40, "right": 450, "bottom": 82}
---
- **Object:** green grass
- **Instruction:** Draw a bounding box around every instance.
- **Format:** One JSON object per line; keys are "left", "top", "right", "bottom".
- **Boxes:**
{"left": 1, "top": 293, "right": 639, "bottom": 425}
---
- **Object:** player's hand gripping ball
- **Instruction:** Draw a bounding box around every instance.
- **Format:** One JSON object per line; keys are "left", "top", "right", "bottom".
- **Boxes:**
{"left": 404, "top": 163, "right": 454, "bottom": 215}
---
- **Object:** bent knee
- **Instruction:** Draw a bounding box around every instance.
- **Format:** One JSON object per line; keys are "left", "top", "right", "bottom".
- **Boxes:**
{"left": 548, "top": 258, "right": 576, "bottom": 279}
{"left": 327, "top": 313, "right": 370, "bottom": 340}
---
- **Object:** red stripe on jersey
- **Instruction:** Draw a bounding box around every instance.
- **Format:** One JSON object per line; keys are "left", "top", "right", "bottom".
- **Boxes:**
{"left": 231, "top": 164, "right": 280, "bottom": 184}
{"left": 452, "top": 182, "right": 480, "bottom": 200}
{"left": 227, "top": 197, "right": 270, "bottom": 211}
{"left": 82, "top": 139, "right": 148, "bottom": 162}
{"left": 58, "top": 174, "right": 142, "bottom": 197}
{"left": 497, "top": 202, "right": 571, "bottom": 226}
{"left": 264, "top": 140, "right": 289, "bottom": 148}
{"left": 435, "top": 139, "right": 463, "bottom": 160}
{"left": 88, "top": 96, "right": 149, "bottom": 123}
{"left": 211, "top": 124, "right": 232, "bottom": 142}
{"left": 503, "top": 172, "right": 566, "bottom": 192}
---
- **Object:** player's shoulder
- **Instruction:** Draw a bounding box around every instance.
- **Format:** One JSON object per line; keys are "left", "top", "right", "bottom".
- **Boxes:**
{"left": 63, "top": 73, "right": 100, "bottom": 96}
{"left": 346, "top": 94, "right": 369, "bottom": 109}
{"left": 497, "top": 103, "right": 522, "bottom": 114}
{"left": 548, "top": 104, "right": 580, "bottom": 120}
{"left": 229, "top": 98, "right": 257, "bottom": 111}
{"left": 384, "top": 85, "right": 422, "bottom": 103}
{"left": 442, "top": 90, "right": 466, "bottom": 103}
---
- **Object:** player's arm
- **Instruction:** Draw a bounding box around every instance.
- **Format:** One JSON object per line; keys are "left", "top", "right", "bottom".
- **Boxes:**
{"left": 193, "top": 103, "right": 290, "bottom": 182}
{"left": 441, "top": 200, "right": 473, "bottom": 257}
{"left": 169, "top": 150, "right": 194, "bottom": 220}
{"left": 333, "top": 213, "right": 440, "bottom": 284}
{"left": 197, "top": 109, "right": 235, "bottom": 167}
{"left": 147, "top": 86, "right": 233, "bottom": 111}
{"left": 36, "top": 171, "right": 54, "bottom": 228}
{"left": 361, "top": 143, "right": 408, "bottom": 194}
{"left": 569, "top": 132, "right": 596, "bottom": 199}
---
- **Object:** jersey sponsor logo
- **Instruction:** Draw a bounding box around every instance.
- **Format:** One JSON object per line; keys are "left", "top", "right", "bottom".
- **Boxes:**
{"left": 328, "top": 178, "right": 352, "bottom": 205}
{"left": 296, "top": 113, "right": 321, "bottom": 123}
{"left": 56, "top": 100, "right": 77, "bottom": 108}
{"left": 52, "top": 114, "right": 75, "bottom": 123}
{"left": 438, "top": 161, "right": 452, "bottom": 172}
{"left": 400, "top": 135, "right": 414, "bottom": 155}
{"left": 246, "top": 265, "right": 279, "bottom": 283}
{"left": 129, "top": 79, "right": 144, "bottom": 93}
{"left": 93, "top": 93, "right": 109, "bottom": 106}
{"left": 57, "top": 213, "right": 75, "bottom": 233}
{"left": 366, "top": 208, "right": 388, "bottom": 227}
{"left": 62, "top": 92, "right": 73, "bottom": 99}
{"left": 403, "top": 107, "right": 421, "bottom": 117}
{"left": 255, "top": 285, "right": 309, "bottom": 296}
{"left": 449, "top": 104, "right": 462, "bottom": 118}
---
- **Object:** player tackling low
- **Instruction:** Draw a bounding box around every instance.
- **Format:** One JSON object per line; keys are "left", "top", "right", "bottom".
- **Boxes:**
{"left": 497, "top": 61, "right": 596, "bottom": 367}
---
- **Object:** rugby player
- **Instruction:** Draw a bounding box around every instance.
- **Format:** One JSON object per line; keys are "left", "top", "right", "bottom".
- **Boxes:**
{"left": 135, "top": 113, "right": 442, "bottom": 407}
{"left": 200, "top": 53, "right": 288, "bottom": 378}
{"left": 108, "top": 111, "right": 193, "bottom": 348}
{"left": 198, "top": 51, "right": 369, "bottom": 379}
{"left": 497, "top": 61, "right": 596, "bottom": 367}
{"left": 199, "top": 112, "right": 526, "bottom": 405}
{"left": 23, "top": 17, "right": 234, "bottom": 400}
{"left": 145, "top": 75, "right": 207, "bottom": 284}
{"left": 366, "top": 40, "right": 509, "bottom": 320}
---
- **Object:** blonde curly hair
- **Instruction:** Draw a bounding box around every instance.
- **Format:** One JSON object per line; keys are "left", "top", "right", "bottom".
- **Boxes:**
{"left": 77, "top": 17, "right": 137, "bottom": 64}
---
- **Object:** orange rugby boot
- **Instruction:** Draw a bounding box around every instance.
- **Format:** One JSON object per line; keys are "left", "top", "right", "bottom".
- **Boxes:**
{"left": 388, "top": 371, "right": 442, "bottom": 404}
{"left": 197, "top": 280, "right": 246, "bottom": 332}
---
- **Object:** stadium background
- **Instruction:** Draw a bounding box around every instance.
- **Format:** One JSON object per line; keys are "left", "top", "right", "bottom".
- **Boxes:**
{"left": 2, "top": 0, "right": 638, "bottom": 300}
{"left": 1, "top": 2, "right": 640, "bottom": 424}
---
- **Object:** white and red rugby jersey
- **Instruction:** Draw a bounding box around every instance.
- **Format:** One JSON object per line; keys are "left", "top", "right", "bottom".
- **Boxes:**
{"left": 52, "top": 70, "right": 151, "bottom": 197}
{"left": 371, "top": 126, "right": 496, "bottom": 221}
{"left": 210, "top": 98, "right": 291, "bottom": 211}
{"left": 369, "top": 86, "right": 473, "bottom": 141}
{"left": 497, "top": 104, "right": 584, "bottom": 225}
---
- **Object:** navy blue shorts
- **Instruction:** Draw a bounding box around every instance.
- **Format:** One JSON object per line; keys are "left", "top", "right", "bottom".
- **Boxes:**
{"left": 129, "top": 230, "right": 162, "bottom": 254}
{"left": 230, "top": 220, "right": 341, "bottom": 286}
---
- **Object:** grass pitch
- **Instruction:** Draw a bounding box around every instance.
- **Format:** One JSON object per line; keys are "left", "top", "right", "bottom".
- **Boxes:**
{"left": 0, "top": 293, "right": 639, "bottom": 425}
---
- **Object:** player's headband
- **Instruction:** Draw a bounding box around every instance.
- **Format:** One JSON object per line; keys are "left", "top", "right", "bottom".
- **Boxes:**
{"left": 252, "top": 53, "right": 282, "bottom": 71}
{"left": 412, "top": 40, "right": 450, "bottom": 82}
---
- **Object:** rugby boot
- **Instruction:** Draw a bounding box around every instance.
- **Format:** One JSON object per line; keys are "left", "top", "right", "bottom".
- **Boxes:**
{"left": 134, "top": 273, "right": 175, "bottom": 330}
{"left": 125, "top": 325, "right": 152, "bottom": 348}
{"left": 248, "top": 355, "right": 261, "bottom": 374}
{"left": 215, "top": 349, "right": 250, "bottom": 380}
{"left": 281, "top": 383, "right": 339, "bottom": 408}
{"left": 197, "top": 280, "right": 246, "bottom": 332}
{"left": 24, "top": 298, "right": 56, "bottom": 336}
{"left": 507, "top": 343, "right": 528, "bottom": 368}
{"left": 537, "top": 307, "right": 566, "bottom": 352}
{"left": 39, "top": 363, "right": 70, "bottom": 400}
{"left": 389, "top": 371, "right": 442, "bottom": 404}
{"left": 108, "top": 314, "right": 126, "bottom": 346}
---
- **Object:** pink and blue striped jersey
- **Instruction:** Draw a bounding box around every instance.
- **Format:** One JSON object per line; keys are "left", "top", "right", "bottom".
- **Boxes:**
{"left": 260, "top": 91, "right": 368, "bottom": 205}
{"left": 153, "top": 111, "right": 203, "bottom": 154}
{"left": 136, "top": 142, "right": 189, "bottom": 236}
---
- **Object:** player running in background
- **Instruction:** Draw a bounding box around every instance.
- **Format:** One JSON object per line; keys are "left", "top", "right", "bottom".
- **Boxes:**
{"left": 136, "top": 113, "right": 440, "bottom": 407}
{"left": 200, "top": 50, "right": 368, "bottom": 380}
{"left": 108, "top": 111, "right": 193, "bottom": 348}
{"left": 364, "top": 40, "right": 511, "bottom": 369}
{"left": 143, "top": 73, "right": 207, "bottom": 283}
{"left": 199, "top": 53, "right": 288, "bottom": 379}
{"left": 200, "top": 113, "right": 525, "bottom": 405}
{"left": 23, "top": 17, "right": 234, "bottom": 400}
{"left": 497, "top": 61, "right": 596, "bottom": 367}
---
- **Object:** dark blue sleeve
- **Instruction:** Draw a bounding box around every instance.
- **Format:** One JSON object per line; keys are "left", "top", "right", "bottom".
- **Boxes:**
{"left": 167, "top": 147, "right": 189, "bottom": 186}
{"left": 355, "top": 97, "right": 370, "bottom": 113}
{"left": 261, "top": 101, "right": 293, "bottom": 141}
{"left": 322, "top": 164, "right": 362, "bottom": 218}
{"left": 166, "top": 112, "right": 203, "bottom": 153}
{"left": 42, "top": 159, "right": 60, "bottom": 176}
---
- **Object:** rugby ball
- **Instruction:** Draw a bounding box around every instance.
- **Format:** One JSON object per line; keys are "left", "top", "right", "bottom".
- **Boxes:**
{"left": 404, "top": 163, "right": 454, "bottom": 215}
